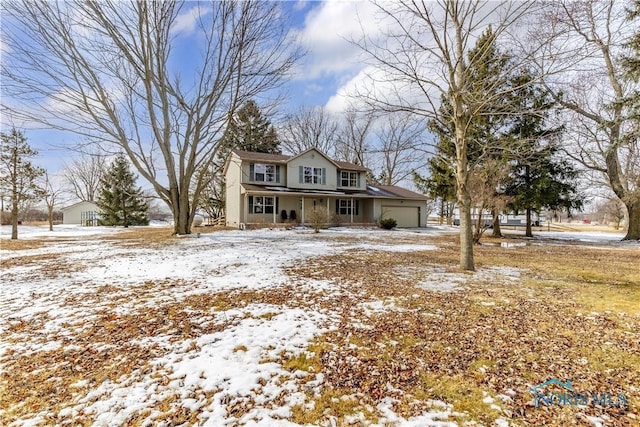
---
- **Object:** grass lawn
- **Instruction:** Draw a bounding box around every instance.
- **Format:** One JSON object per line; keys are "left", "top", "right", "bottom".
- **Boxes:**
{"left": 1, "top": 226, "right": 638, "bottom": 426}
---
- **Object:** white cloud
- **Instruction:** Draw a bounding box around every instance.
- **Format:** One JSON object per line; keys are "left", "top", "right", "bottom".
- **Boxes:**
{"left": 293, "top": 0, "right": 381, "bottom": 80}
{"left": 172, "top": 5, "right": 212, "bottom": 36}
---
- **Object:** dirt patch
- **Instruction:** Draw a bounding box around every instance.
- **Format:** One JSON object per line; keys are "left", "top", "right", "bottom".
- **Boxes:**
{"left": 0, "top": 238, "right": 46, "bottom": 251}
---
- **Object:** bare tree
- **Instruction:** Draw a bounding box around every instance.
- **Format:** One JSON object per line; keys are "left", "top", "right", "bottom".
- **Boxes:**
{"left": 2, "top": 1, "right": 300, "bottom": 235}
{"left": 354, "top": 0, "right": 533, "bottom": 270}
{"left": 374, "top": 113, "right": 428, "bottom": 186}
{"left": 63, "top": 150, "right": 106, "bottom": 202}
{"left": 529, "top": 0, "right": 639, "bottom": 240}
{"left": 334, "top": 108, "right": 376, "bottom": 165}
{"left": 594, "top": 197, "right": 626, "bottom": 230}
{"left": 468, "top": 158, "right": 510, "bottom": 242}
{"left": 279, "top": 106, "right": 339, "bottom": 156}
{"left": 42, "top": 171, "right": 65, "bottom": 231}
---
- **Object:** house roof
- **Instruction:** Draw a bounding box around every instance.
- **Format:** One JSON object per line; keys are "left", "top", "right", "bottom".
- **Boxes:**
{"left": 61, "top": 201, "right": 99, "bottom": 211}
{"left": 231, "top": 150, "right": 290, "bottom": 164}
{"left": 366, "top": 185, "right": 428, "bottom": 201}
{"left": 231, "top": 149, "right": 368, "bottom": 172}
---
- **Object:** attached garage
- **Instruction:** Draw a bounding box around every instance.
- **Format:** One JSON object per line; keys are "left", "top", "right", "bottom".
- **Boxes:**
{"left": 381, "top": 205, "right": 420, "bottom": 228}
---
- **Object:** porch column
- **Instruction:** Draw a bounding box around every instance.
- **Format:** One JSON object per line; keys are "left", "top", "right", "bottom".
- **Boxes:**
{"left": 301, "top": 196, "right": 305, "bottom": 225}
{"left": 273, "top": 196, "right": 277, "bottom": 224}
{"left": 350, "top": 197, "right": 354, "bottom": 224}
{"left": 244, "top": 193, "right": 248, "bottom": 225}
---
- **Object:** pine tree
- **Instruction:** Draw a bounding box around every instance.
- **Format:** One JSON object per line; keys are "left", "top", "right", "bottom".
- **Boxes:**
{"left": 96, "top": 153, "right": 148, "bottom": 227}
{"left": 200, "top": 100, "right": 281, "bottom": 219}
{"left": 416, "top": 27, "right": 514, "bottom": 235}
{"left": 0, "top": 128, "right": 45, "bottom": 239}
{"left": 504, "top": 69, "right": 583, "bottom": 237}
{"left": 220, "top": 100, "right": 281, "bottom": 155}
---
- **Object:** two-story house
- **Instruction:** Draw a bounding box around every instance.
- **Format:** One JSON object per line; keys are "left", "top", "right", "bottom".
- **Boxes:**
{"left": 224, "top": 148, "right": 428, "bottom": 228}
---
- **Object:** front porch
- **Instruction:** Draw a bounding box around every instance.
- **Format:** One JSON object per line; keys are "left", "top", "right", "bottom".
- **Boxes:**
{"left": 241, "top": 193, "right": 376, "bottom": 227}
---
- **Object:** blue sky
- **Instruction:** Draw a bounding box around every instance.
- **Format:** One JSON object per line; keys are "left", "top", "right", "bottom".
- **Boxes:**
{"left": 4, "top": 0, "right": 379, "bottom": 175}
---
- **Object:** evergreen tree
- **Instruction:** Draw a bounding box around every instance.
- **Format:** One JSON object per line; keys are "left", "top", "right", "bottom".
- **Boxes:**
{"left": 96, "top": 153, "right": 148, "bottom": 227}
{"left": 504, "top": 69, "right": 583, "bottom": 237}
{"left": 0, "top": 128, "right": 45, "bottom": 239}
{"left": 219, "top": 100, "right": 281, "bottom": 155}
{"left": 200, "top": 100, "right": 281, "bottom": 219}
{"left": 416, "top": 27, "right": 514, "bottom": 236}
{"left": 414, "top": 155, "right": 456, "bottom": 225}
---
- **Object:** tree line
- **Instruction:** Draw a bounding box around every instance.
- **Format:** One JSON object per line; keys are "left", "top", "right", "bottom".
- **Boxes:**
{"left": 1, "top": 0, "right": 638, "bottom": 270}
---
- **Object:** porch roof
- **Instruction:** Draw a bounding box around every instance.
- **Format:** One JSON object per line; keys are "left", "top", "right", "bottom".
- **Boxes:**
{"left": 241, "top": 184, "right": 371, "bottom": 198}
{"left": 241, "top": 184, "right": 428, "bottom": 201}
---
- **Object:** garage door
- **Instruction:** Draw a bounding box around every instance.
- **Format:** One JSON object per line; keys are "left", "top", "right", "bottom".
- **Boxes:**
{"left": 381, "top": 206, "right": 420, "bottom": 228}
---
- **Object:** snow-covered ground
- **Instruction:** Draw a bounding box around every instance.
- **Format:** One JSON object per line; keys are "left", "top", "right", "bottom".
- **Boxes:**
{"left": 0, "top": 224, "right": 635, "bottom": 426}
{"left": 0, "top": 225, "right": 455, "bottom": 426}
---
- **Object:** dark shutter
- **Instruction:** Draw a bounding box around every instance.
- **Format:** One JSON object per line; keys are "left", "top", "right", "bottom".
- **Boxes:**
{"left": 355, "top": 200, "right": 359, "bottom": 215}
{"left": 249, "top": 196, "right": 254, "bottom": 214}
{"left": 276, "top": 165, "right": 280, "bottom": 183}
{"left": 299, "top": 166, "right": 303, "bottom": 183}
{"left": 322, "top": 168, "right": 326, "bottom": 185}
{"left": 250, "top": 164, "right": 255, "bottom": 181}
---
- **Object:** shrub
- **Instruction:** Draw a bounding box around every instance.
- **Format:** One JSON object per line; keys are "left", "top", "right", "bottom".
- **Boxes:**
{"left": 308, "top": 206, "right": 330, "bottom": 233}
{"left": 379, "top": 218, "right": 397, "bottom": 230}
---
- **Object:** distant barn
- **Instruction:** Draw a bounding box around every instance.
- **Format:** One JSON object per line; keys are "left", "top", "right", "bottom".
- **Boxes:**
{"left": 61, "top": 201, "right": 99, "bottom": 226}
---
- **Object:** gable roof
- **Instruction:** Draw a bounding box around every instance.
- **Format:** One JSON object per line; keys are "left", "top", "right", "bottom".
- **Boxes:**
{"left": 230, "top": 150, "right": 290, "bottom": 164}
{"left": 230, "top": 149, "right": 368, "bottom": 172}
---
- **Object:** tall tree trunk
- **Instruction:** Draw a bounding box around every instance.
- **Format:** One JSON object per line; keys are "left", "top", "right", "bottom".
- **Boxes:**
{"left": 473, "top": 205, "right": 485, "bottom": 243}
{"left": 525, "top": 208, "right": 533, "bottom": 238}
{"left": 48, "top": 205, "right": 53, "bottom": 231}
{"left": 491, "top": 208, "right": 502, "bottom": 238}
{"left": 624, "top": 202, "right": 640, "bottom": 240}
{"left": 11, "top": 143, "right": 18, "bottom": 240}
{"left": 173, "top": 189, "right": 192, "bottom": 235}
{"left": 455, "top": 126, "right": 474, "bottom": 271}
{"left": 11, "top": 201, "right": 18, "bottom": 240}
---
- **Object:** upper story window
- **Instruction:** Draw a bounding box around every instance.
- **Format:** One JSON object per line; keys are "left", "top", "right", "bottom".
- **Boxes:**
{"left": 299, "top": 166, "right": 326, "bottom": 185}
{"left": 340, "top": 171, "right": 360, "bottom": 187}
{"left": 250, "top": 163, "right": 280, "bottom": 183}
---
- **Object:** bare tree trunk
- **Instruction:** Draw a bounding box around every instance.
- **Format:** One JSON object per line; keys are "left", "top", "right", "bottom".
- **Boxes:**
{"left": 491, "top": 208, "right": 502, "bottom": 237}
{"left": 11, "top": 148, "right": 18, "bottom": 240}
{"left": 625, "top": 202, "right": 640, "bottom": 241}
{"left": 525, "top": 208, "right": 533, "bottom": 238}
{"left": 455, "top": 114, "right": 474, "bottom": 270}
{"left": 11, "top": 200, "right": 18, "bottom": 240}
{"left": 48, "top": 205, "right": 54, "bottom": 231}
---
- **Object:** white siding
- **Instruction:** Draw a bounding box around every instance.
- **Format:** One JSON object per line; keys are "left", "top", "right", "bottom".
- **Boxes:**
{"left": 62, "top": 202, "right": 99, "bottom": 225}
{"left": 225, "top": 154, "right": 243, "bottom": 227}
